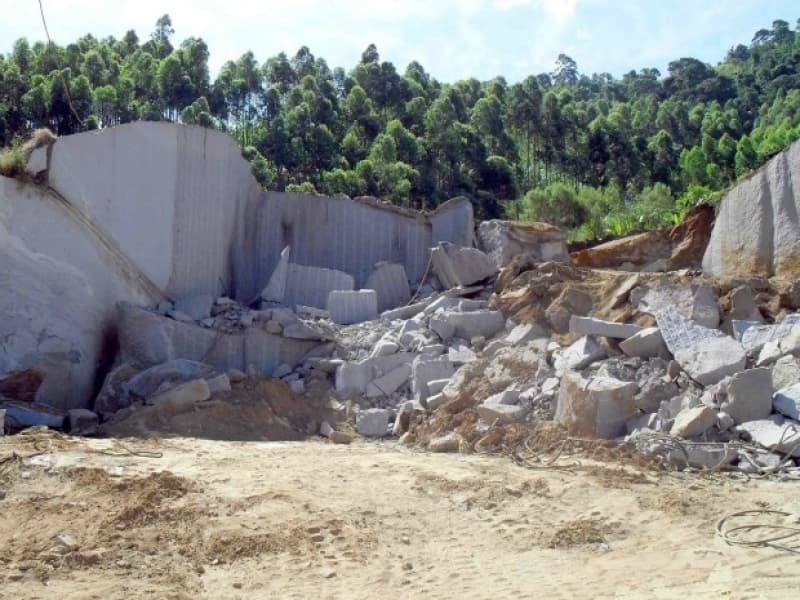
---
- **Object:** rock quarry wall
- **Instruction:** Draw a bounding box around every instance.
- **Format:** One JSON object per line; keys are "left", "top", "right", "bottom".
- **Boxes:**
{"left": 236, "top": 193, "right": 472, "bottom": 301}
{"left": 703, "top": 139, "right": 800, "bottom": 278}
{"left": 1, "top": 122, "right": 474, "bottom": 409}
{"left": 0, "top": 176, "right": 159, "bottom": 409}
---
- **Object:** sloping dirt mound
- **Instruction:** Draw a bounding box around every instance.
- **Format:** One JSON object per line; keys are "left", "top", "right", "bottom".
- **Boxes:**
{"left": 100, "top": 378, "right": 338, "bottom": 441}
{"left": 0, "top": 461, "right": 207, "bottom": 594}
{"left": 571, "top": 229, "right": 673, "bottom": 269}
{"left": 570, "top": 205, "right": 714, "bottom": 270}
{"left": 491, "top": 262, "right": 646, "bottom": 332}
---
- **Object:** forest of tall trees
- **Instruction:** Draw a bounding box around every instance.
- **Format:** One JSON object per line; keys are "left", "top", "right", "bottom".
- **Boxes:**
{"left": 3, "top": 15, "right": 800, "bottom": 240}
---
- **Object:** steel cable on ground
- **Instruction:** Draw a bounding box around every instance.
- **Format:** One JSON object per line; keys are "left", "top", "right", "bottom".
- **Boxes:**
{"left": 716, "top": 510, "right": 800, "bottom": 554}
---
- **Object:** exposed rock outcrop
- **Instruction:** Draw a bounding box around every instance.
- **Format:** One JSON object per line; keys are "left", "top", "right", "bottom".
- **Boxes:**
{"left": 703, "top": 139, "right": 800, "bottom": 278}
{"left": 1, "top": 123, "right": 475, "bottom": 409}
{"left": 477, "top": 220, "right": 569, "bottom": 268}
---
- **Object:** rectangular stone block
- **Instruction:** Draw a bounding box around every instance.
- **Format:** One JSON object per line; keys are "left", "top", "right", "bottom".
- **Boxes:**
{"left": 366, "top": 262, "right": 411, "bottom": 312}
{"left": 619, "top": 327, "right": 669, "bottom": 359}
{"left": 555, "top": 372, "right": 638, "bottom": 439}
{"left": 117, "top": 302, "right": 319, "bottom": 378}
{"left": 569, "top": 316, "right": 642, "bottom": 339}
{"left": 381, "top": 298, "right": 433, "bottom": 321}
{"left": 412, "top": 356, "right": 455, "bottom": 403}
{"left": 356, "top": 408, "right": 390, "bottom": 437}
{"left": 284, "top": 263, "right": 354, "bottom": 309}
{"left": 327, "top": 289, "right": 378, "bottom": 325}
{"left": 335, "top": 353, "right": 417, "bottom": 396}
{"left": 366, "top": 363, "right": 412, "bottom": 398}
{"left": 444, "top": 310, "right": 505, "bottom": 340}
{"left": 174, "top": 293, "right": 215, "bottom": 321}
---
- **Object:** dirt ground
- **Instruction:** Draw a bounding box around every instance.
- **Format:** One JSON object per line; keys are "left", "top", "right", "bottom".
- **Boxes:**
{"left": 2, "top": 430, "right": 800, "bottom": 599}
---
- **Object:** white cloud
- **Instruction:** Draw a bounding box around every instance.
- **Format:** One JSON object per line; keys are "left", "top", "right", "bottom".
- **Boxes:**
{"left": 538, "top": 0, "right": 578, "bottom": 21}
{"left": 493, "top": 0, "right": 533, "bottom": 10}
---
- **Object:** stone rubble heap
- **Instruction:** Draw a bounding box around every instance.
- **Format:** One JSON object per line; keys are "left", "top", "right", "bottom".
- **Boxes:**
{"left": 4, "top": 228, "right": 800, "bottom": 477}
{"left": 2, "top": 143, "right": 800, "bottom": 478}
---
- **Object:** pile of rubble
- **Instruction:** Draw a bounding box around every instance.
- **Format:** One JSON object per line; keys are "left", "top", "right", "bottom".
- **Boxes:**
{"left": 4, "top": 126, "right": 800, "bottom": 479}
{"left": 6, "top": 239, "right": 799, "bottom": 478}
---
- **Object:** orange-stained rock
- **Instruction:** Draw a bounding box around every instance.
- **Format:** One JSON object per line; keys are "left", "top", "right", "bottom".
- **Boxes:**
{"left": 571, "top": 230, "right": 671, "bottom": 269}
{"left": 667, "top": 205, "right": 715, "bottom": 270}
{"left": 0, "top": 369, "right": 45, "bottom": 402}
{"left": 570, "top": 205, "right": 714, "bottom": 272}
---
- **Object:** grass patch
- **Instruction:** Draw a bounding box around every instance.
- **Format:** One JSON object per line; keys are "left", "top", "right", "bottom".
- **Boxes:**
{"left": 0, "top": 145, "right": 24, "bottom": 177}
{"left": 0, "top": 128, "right": 56, "bottom": 179}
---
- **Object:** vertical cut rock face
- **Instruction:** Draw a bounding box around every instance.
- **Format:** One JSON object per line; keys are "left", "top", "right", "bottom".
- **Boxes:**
{"left": 0, "top": 123, "right": 475, "bottom": 409}
{"left": 703, "top": 140, "right": 800, "bottom": 278}
{"left": 237, "top": 194, "right": 474, "bottom": 299}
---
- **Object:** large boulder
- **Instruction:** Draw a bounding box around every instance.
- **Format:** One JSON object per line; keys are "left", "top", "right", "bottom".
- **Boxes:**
{"left": 703, "top": 139, "right": 800, "bottom": 278}
{"left": 670, "top": 405, "right": 717, "bottom": 438}
{"left": 554, "top": 336, "right": 607, "bottom": 372}
{"left": 477, "top": 220, "right": 568, "bottom": 268}
{"left": 773, "top": 383, "right": 800, "bottom": 420}
{"left": 619, "top": 327, "right": 669, "bottom": 360}
{"left": 674, "top": 337, "right": 747, "bottom": 387}
{"left": 365, "top": 262, "right": 410, "bottom": 312}
{"left": 721, "top": 368, "right": 773, "bottom": 424}
{"left": 555, "top": 372, "right": 638, "bottom": 439}
{"left": 430, "top": 242, "right": 496, "bottom": 288}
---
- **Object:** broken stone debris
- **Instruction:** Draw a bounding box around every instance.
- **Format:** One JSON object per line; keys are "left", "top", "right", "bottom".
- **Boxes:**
{"left": 670, "top": 406, "right": 717, "bottom": 438}
{"left": 736, "top": 416, "right": 800, "bottom": 457}
{"left": 5, "top": 122, "right": 800, "bottom": 480}
{"left": 619, "top": 327, "right": 669, "bottom": 360}
{"left": 569, "top": 315, "right": 642, "bottom": 339}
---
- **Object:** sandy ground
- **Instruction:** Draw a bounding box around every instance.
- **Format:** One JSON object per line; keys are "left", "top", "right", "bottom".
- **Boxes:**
{"left": 1, "top": 430, "right": 800, "bottom": 599}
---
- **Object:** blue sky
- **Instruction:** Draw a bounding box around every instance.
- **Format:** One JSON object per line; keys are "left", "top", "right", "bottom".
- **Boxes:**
{"left": 3, "top": 0, "right": 798, "bottom": 82}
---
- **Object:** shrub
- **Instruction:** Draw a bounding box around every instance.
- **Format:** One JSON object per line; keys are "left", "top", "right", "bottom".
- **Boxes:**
{"left": 0, "top": 144, "right": 24, "bottom": 177}
{"left": 285, "top": 181, "right": 316, "bottom": 194}
{"left": 510, "top": 182, "right": 586, "bottom": 229}
{"left": 0, "top": 128, "right": 56, "bottom": 178}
